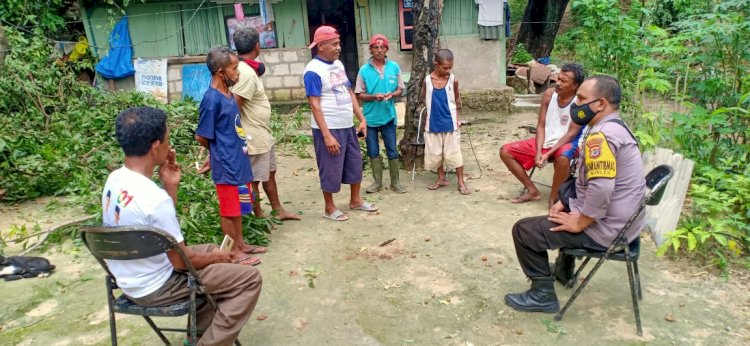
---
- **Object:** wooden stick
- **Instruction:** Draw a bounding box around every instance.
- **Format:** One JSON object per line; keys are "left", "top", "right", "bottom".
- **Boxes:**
{"left": 379, "top": 238, "right": 396, "bottom": 247}
{"left": 15, "top": 215, "right": 96, "bottom": 256}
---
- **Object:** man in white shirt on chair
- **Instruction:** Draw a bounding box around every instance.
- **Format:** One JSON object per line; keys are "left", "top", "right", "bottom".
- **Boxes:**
{"left": 102, "top": 106, "right": 262, "bottom": 346}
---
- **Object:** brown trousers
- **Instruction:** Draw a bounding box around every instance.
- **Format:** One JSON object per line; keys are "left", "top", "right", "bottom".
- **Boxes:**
{"left": 129, "top": 244, "right": 262, "bottom": 346}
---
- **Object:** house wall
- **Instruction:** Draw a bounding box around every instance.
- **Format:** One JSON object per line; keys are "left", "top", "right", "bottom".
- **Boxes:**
{"left": 86, "top": 0, "right": 506, "bottom": 102}
{"left": 164, "top": 47, "right": 310, "bottom": 102}
{"left": 359, "top": 36, "right": 504, "bottom": 91}
{"left": 84, "top": 0, "right": 308, "bottom": 58}
{"left": 365, "top": 0, "right": 480, "bottom": 47}
{"left": 85, "top": 0, "right": 310, "bottom": 102}
{"left": 360, "top": 0, "right": 502, "bottom": 90}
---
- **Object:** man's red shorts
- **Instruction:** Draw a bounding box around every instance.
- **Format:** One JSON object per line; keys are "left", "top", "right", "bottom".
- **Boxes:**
{"left": 215, "top": 184, "right": 254, "bottom": 217}
{"left": 502, "top": 138, "right": 576, "bottom": 170}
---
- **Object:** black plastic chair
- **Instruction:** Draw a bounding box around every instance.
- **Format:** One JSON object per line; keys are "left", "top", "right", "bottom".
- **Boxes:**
{"left": 80, "top": 226, "right": 239, "bottom": 346}
{"left": 553, "top": 164, "right": 674, "bottom": 336}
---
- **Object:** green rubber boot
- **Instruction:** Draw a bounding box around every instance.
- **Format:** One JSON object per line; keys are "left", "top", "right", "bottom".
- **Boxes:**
{"left": 389, "top": 159, "right": 406, "bottom": 193}
{"left": 366, "top": 157, "right": 383, "bottom": 193}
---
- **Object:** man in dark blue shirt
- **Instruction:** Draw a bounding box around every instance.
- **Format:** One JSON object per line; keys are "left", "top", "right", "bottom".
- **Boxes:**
{"left": 195, "top": 46, "right": 266, "bottom": 266}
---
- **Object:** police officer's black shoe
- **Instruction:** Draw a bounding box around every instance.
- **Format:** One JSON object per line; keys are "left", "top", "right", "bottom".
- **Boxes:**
{"left": 504, "top": 276, "right": 560, "bottom": 313}
{"left": 550, "top": 253, "right": 578, "bottom": 289}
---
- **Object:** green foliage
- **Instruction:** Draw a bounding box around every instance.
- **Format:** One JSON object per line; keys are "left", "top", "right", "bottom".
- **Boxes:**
{"left": 558, "top": 0, "right": 750, "bottom": 269}
{"left": 510, "top": 43, "right": 533, "bottom": 64}
{"left": 507, "top": 0, "right": 528, "bottom": 30}
{"left": 555, "top": 0, "right": 676, "bottom": 151}
{"left": 0, "top": 224, "right": 35, "bottom": 255}
{"left": 0, "top": 30, "right": 276, "bottom": 247}
{"left": 658, "top": 154, "right": 750, "bottom": 259}
{"left": 0, "top": 0, "right": 74, "bottom": 37}
{"left": 648, "top": 0, "right": 708, "bottom": 29}
{"left": 672, "top": 99, "right": 750, "bottom": 166}
{"left": 269, "top": 106, "right": 313, "bottom": 158}
{"left": 659, "top": 94, "right": 750, "bottom": 265}
{"left": 670, "top": 3, "right": 750, "bottom": 108}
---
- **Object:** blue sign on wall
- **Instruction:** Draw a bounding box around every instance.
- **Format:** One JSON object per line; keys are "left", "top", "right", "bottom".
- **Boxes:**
{"left": 181, "top": 64, "right": 211, "bottom": 102}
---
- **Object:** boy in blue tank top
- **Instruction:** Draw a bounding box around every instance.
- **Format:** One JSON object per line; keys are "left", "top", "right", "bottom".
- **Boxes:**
{"left": 422, "top": 49, "right": 471, "bottom": 195}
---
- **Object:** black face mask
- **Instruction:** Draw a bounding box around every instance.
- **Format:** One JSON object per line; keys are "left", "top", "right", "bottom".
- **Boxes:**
{"left": 570, "top": 99, "right": 600, "bottom": 125}
{"left": 223, "top": 71, "right": 237, "bottom": 88}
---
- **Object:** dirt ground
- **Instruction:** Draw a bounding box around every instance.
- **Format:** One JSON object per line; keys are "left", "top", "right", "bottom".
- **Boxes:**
{"left": 1, "top": 111, "right": 749, "bottom": 346}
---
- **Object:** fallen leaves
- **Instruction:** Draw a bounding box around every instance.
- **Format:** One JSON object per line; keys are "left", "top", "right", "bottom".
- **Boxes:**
{"left": 304, "top": 267, "right": 322, "bottom": 288}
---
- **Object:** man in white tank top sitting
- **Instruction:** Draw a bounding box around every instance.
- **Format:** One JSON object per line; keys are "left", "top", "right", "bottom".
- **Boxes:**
{"left": 500, "top": 63, "right": 586, "bottom": 208}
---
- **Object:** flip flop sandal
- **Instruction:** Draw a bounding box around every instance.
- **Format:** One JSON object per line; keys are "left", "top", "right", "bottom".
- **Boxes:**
{"left": 232, "top": 256, "right": 261, "bottom": 266}
{"left": 323, "top": 209, "right": 349, "bottom": 221}
{"left": 427, "top": 182, "right": 449, "bottom": 190}
{"left": 458, "top": 186, "right": 472, "bottom": 195}
{"left": 350, "top": 201, "right": 378, "bottom": 212}
{"left": 243, "top": 245, "right": 268, "bottom": 254}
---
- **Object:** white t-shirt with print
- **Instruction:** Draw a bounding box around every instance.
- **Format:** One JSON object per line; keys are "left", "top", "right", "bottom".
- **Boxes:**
{"left": 303, "top": 57, "right": 354, "bottom": 130}
{"left": 101, "top": 167, "right": 184, "bottom": 298}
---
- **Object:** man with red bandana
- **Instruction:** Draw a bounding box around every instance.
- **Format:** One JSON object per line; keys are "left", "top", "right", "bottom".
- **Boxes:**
{"left": 355, "top": 34, "right": 406, "bottom": 194}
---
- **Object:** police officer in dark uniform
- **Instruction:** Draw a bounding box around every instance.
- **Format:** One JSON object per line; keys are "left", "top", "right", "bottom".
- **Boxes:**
{"left": 504, "top": 75, "right": 646, "bottom": 313}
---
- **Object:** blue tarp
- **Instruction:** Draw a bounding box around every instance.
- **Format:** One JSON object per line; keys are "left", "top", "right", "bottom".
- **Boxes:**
{"left": 95, "top": 17, "right": 135, "bottom": 80}
{"left": 181, "top": 64, "right": 212, "bottom": 102}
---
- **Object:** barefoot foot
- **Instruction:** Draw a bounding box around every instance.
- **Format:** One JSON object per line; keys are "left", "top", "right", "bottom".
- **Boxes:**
{"left": 276, "top": 210, "right": 301, "bottom": 221}
{"left": 511, "top": 192, "right": 542, "bottom": 203}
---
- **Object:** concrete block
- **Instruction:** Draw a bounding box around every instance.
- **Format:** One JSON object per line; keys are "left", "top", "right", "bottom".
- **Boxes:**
{"left": 274, "top": 89, "right": 291, "bottom": 101}
{"left": 460, "top": 87, "right": 515, "bottom": 113}
{"left": 289, "top": 62, "right": 305, "bottom": 75}
{"left": 168, "top": 67, "right": 181, "bottom": 81}
{"left": 271, "top": 63, "right": 289, "bottom": 76}
{"left": 265, "top": 76, "right": 283, "bottom": 89}
{"left": 283, "top": 76, "right": 300, "bottom": 87}
{"left": 263, "top": 52, "right": 280, "bottom": 64}
{"left": 282, "top": 51, "right": 298, "bottom": 62}
{"left": 169, "top": 81, "right": 181, "bottom": 93}
{"left": 291, "top": 88, "right": 306, "bottom": 100}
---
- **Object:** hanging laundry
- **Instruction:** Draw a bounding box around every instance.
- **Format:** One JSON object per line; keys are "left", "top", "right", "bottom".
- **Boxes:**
{"left": 95, "top": 16, "right": 135, "bottom": 80}
{"left": 260, "top": 0, "right": 275, "bottom": 24}
{"left": 475, "top": 0, "right": 503, "bottom": 40}
{"left": 234, "top": 3, "right": 245, "bottom": 21}
{"left": 504, "top": 0, "right": 511, "bottom": 37}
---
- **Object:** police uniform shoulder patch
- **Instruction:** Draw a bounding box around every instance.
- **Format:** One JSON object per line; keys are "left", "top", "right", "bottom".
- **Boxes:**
{"left": 585, "top": 132, "right": 616, "bottom": 179}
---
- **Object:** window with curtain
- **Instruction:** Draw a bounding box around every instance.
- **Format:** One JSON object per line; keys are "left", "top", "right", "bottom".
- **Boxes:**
{"left": 399, "top": 0, "right": 414, "bottom": 50}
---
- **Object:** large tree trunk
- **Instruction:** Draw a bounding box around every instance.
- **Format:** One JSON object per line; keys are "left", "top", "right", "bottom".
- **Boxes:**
{"left": 515, "top": 0, "right": 569, "bottom": 58}
{"left": 399, "top": 0, "right": 442, "bottom": 171}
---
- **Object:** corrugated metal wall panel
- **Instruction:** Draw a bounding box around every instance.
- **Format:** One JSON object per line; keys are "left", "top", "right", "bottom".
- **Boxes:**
{"left": 368, "top": 0, "right": 400, "bottom": 42}
{"left": 273, "top": 0, "right": 308, "bottom": 48}
{"left": 127, "top": 3, "right": 182, "bottom": 58}
{"left": 85, "top": 0, "right": 325, "bottom": 57}
{"left": 86, "top": 3, "right": 182, "bottom": 58}
{"left": 441, "top": 0, "right": 479, "bottom": 36}
{"left": 363, "top": 0, "right": 478, "bottom": 46}
{"left": 182, "top": 3, "right": 226, "bottom": 55}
